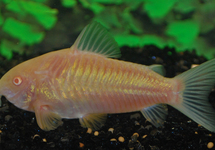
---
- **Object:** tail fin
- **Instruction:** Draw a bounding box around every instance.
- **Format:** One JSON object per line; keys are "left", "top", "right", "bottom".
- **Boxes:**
{"left": 172, "top": 58, "right": 215, "bottom": 132}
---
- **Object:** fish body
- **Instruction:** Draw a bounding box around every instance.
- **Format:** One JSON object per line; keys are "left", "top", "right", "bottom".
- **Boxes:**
{"left": 0, "top": 22, "right": 215, "bottom": 132}
{"left": 28, "top": 49, "right": 175, "bottom": 115}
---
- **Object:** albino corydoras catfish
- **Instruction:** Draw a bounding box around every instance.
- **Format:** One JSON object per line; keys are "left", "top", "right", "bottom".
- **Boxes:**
{"left": 0, "top": 22, "right": 215, "bottom": 132}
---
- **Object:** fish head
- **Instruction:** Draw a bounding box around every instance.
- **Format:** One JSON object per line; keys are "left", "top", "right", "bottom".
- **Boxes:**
{"left": 0, "top": 61, "right": 36, "bottom": 110}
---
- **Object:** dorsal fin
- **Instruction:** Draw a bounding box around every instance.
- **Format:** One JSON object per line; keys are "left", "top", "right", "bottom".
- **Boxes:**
{"left": 71, "top": 21, "right": 121, "bottom": 58}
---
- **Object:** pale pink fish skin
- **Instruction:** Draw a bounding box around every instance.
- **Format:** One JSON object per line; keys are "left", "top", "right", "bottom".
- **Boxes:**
{"left": 21, "top": 48, "right": 180, "bottom": 119}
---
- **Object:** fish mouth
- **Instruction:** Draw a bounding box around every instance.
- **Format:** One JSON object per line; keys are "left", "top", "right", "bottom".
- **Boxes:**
{"left": 0, "top": 83, "right": 15, "bottom": 100}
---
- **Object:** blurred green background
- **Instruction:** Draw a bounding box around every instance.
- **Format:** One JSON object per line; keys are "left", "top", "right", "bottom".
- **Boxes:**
{"left": 0, "top": 0, "right": 215, "bottom": 59}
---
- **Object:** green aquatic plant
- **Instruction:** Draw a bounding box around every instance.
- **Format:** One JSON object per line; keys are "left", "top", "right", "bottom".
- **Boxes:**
{"left": 0, "top": 0, "right": 58, "bottom": 59}
{"left": 63, "top": 0, "right": 215, "bottom": 59}
{"left": 1, "top": 0, "right": 215, "bottom": 59}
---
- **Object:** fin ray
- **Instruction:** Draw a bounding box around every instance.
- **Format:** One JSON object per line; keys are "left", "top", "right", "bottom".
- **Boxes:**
{"left": 141, "top": 104, "right": 168, "bottom": 127}
{"left": 172, "top": 59, "right": 215, "bottom": 132}
{"left": 34, "top": 105, "right": 63, "bottom": 131}
{"left": 79, "top": 113, "right": 107, "bottom": 131}
{"left": 71, "top": 22, "right": 121, "bottom": 58}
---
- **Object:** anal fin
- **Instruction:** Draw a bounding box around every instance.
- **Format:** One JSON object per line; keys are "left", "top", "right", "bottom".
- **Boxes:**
{"left": 79, "top": 113, "right": 107, "bottom": 131}
{"left": 141, "top": 104, "right": 168, "bottom": 127}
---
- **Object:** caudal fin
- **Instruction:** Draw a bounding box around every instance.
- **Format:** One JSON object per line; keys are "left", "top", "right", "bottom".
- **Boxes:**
{"left": 172, "top": 58, "right": 215, "bottom": 132}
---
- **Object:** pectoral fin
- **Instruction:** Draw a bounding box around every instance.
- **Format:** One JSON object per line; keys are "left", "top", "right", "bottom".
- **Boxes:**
{"left": 34, "top": 105, "right": 63, "bottom": 131}
{"left": 79, "top": 113, "right": 107, "bottom": 131}
{"left": 141, "top": 104, "right": 168, "bottom": 127}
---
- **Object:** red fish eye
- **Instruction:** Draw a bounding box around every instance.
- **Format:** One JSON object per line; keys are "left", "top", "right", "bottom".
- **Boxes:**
{"left": 13, "top": 77, "right": 22, "bottom": 85}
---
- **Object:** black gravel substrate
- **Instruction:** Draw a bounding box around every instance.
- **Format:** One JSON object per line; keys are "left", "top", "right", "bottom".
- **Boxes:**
{"left": 0, "top": 45, "right": 215, "bottom": 150}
